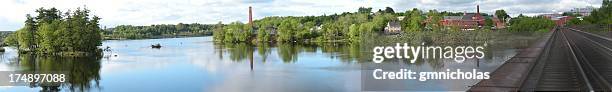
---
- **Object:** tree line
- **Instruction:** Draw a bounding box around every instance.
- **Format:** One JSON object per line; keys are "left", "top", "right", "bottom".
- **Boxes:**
{"left": 3, "top": 7, "right": 103, "bottom": 56}
{"left": 104, "top": 23, "right": 215, "bottom": 39}
{"left": 507, "top": 15, "right": 555, "bottom": 32}
{"left": 213, "top": 7, "right": 514, "bottom": 43}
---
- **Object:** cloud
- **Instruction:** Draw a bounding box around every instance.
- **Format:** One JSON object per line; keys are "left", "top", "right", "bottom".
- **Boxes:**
{"left": 0, "top": 0, "right": 603, "bottom": 31}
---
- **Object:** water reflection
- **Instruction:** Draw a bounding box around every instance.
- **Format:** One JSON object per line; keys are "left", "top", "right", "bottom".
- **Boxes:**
{"left": 214, "top": 42, "right": 363, "bottom": 63}
{"left": 212, "top": 32, "right": 543, "bottom": 67}
{"left": 0, "top": 31, "right": 546, "bottom": 91}
{"left": 3, "top": 53, "right": 101, "bottom": 92}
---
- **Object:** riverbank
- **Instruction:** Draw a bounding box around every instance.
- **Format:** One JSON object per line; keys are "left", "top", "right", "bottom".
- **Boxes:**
{"left": 103, "top": 34, "right": 212, "bottom": 40}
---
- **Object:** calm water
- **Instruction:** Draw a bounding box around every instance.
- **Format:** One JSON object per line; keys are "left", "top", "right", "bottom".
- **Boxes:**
{"left": 0, "top": 34, "right": 541, "bottom": 91}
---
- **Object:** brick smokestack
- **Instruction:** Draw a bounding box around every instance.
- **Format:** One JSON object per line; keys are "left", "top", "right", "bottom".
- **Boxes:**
{"left": 477, "top": 5, "right": 480, "bottom": 15}
{"left": 476, "top": 5, "right": 482, "bottom": 26}
{"left": 249, "top": 6, "right": 252, "bottom": 26}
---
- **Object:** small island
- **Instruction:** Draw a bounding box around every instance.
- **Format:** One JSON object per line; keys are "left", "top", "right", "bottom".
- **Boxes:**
{"left": 3, "top": 7, "right": 103, "bottom": 56}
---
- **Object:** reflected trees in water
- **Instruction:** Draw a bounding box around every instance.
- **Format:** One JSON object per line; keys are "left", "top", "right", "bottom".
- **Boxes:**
{"left": 214, "top": 42, "right": 363, "bottom": 63}
{"left": 8, "top": 53, "right": 102, "bottom": 92}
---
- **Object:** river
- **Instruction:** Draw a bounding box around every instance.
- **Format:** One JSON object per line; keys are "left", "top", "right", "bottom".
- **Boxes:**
{"left": 0, "top": 32, "right": 544, "bottom": 91}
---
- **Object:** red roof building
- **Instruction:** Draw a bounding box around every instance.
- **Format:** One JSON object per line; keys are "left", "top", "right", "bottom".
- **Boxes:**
{"left": 541, "top": 14, "right": 574, "bottom": 26}
{"left": 440, "top": 5, "right": 485, "bottom": 30}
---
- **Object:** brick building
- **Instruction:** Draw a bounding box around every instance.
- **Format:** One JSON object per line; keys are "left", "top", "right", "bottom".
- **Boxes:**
{"left": 440, "top": 5, "right": 486, "bottom": 30}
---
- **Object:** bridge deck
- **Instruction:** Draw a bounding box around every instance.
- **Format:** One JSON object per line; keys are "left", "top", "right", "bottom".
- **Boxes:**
{"left": 470, "top": 27, "right": 612, "bottom": 91}
{"left": 468, "top": 31, "right": 553, "bottom": 91}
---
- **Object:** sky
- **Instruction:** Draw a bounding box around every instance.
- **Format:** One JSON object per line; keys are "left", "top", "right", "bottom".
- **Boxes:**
{"left": 0, "top": 0, "right": 603, "bottom": 31}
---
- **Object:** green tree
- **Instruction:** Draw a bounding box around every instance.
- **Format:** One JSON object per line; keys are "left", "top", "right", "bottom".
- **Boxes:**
{"left": 224, "top": 21, "right": 247, "bottom": 43}
{"left": 239, "top": 23, "right": 253, "bottom": 42}
{"left": 11, "top": 7, "right": 103, "bottom": 55}
{"left": 372, "top": 13, "right": 396, "bottom": 31}
{"left": 212, "top": 22, "right": 225, "bottom": 42}
{"left": 347, "top": 24, "right": 360, "bottom": 42}
{"left": 426, "top": 10, "right": 442, "bottom": 31}
{"left": 295, "top": 21, "right": 316, "bottom": 41}
{"left": 384, "top": 7, "right": 395, "bottom": 13}
{"left": 508, "top": 16, "right": 555, "bottom": 32}
{"left": 567, "top": 18, "right": 590, "bottom": 25}
{"left": 176, "top": 23, "right": 186, "bottom": 33}
{"left": 583, "top": 0, "right": 611, "bottom": 24}
{"left": 494, "top": 9, "right": 510, "bottom": 22}
{"left": 87, "top": 16, "right": 103, "bottom": 51}
{"left": 37, "top": 20, "right": 60, "bottom": 53}
{"left": 3, "top": 33, "right": 18, "bottom": 46}
{"left": 404, "top": 8, "right": 424, "bottom": 32}
{"left": 358, "top": 7, "right": 372, "bottom": 14}
{"left": 17, "top": 15, "right": 37, "bottom": 51}
{"left": 277, "top": 18, "right": 299, "bottom": 42}
{"left": 256, "top": 27, "right": 270, "bottom": 42}
{"left": 484, "top": 17, "right": 494, "bottom": 28}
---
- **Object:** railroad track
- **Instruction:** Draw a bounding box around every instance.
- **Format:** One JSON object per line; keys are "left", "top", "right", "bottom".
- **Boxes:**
{"left": 565, "top": 28, "right": 612, "bottom": 91}
{"left": 520, "top": 27, "right": 612, "bottom": 91}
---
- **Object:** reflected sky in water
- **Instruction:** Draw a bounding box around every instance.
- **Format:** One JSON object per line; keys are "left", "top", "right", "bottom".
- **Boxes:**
{"left": 0, "top": 34, "right": 540, "bottom": 91}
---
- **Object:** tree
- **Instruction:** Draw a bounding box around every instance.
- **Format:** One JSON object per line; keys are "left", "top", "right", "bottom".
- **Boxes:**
{"left": 12, "top": 7, "right": 103, "bottom": 55}
{"left": 494, "top": 9, "right": 510, "bottom": 23}
{"left": 426, "top": 10, "right": 442, "bottom": 31}
{"left": 508, "top": 16, "right": 555, "bottom": 32}
{"left": 176, "top": 23, "right": 186, "bottom": 33}
{"left": 484, "top": 17, "right": 494, "bottom": 28}
{"left": 277, "top": 18, "right": 299, "bottom": 42}
{"left": 347, "top": 24, "right": 360, "bottom": 42}
{"left": 37, "top": 20, "right": 60, "bottom": 53}
{"left": 224, "top": 21, "right": 247, "bottom": 42}
{"left": 372, "top": 13, "right": 396, "bottom": 31}
{"left": 109, "top": 23, "right": 215, "bottom": 39}
{"left": 3, "top": 33, "right": 18, "bottom": 46}
{"left": 404, "top": 8, "right": 424, "bottom": 32}
{"left": 87, "top": 16, "right": 103, "bottom": 51}
{"left": 565, "top": 0, "right": 611, "bottom": 25}
{"left": 295, "top": 21, "right": 316, "bottom": 41}
{"left": 17, "top": 15, "right": 37, "bottom": 51}
{"left": 256, "top": 26, "right": 270, "bottom": 42}
{"left": 358, "top": 7, "right": 372, "bottom": 14}
{"left": 384, "top": 7, "right": 395, "bottom": 13}
{"left": 567, "top": 18, "right": 590, "bottom": 25}
{"left": 239, "top": 23, "right": 253, "bottom": 42}
{"left": 35, "top": 7, "right": 62, "bottom": 24}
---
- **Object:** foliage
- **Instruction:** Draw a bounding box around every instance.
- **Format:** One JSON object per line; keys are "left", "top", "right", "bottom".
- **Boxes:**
{"left": 213, "top": 22, "right": 225, "bottom": 42}
{"left": 494, "top": 9, "right": 510, "bottom": 22}
{"left": 425, "top": 10, "right": 443, "bottom": 31}
{"left": 3, "top": 33, "right": 18, "bottom": 46}
{"left": 384, "top": 7, "right": 395, "bottom": 13}
{"left": 211, "top": 6, "right": 564, "bottom": 43}
{"left": 358, "top": 7, "right": 372, "bottom": 14}
{"left": 569, "top": 0, "right": 611, "bottom": 25}
{"left": 223, "top": 21, "right": 251, "bottom": 43}
{"left": 106, "top": 23, "right": 214, "bottom": 39}
{"left": 277, "top": 18, "right": 300, "bottom": 42}
{"left": 10, "top": 7, "right": 103, "bottom": 55}
{"left": 484, "top": 18, "right": 494, "bottom": 28}
{"left": 404, "top": 8, "right": 424, "bottom": 32}
{"left": 508, "top": 16, "right": 555, "bottom": 32}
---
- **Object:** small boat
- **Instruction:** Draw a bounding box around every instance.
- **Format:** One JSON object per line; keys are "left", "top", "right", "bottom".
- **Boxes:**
{"left": 151, "top": 44, "right": 162, "bottom": 48}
